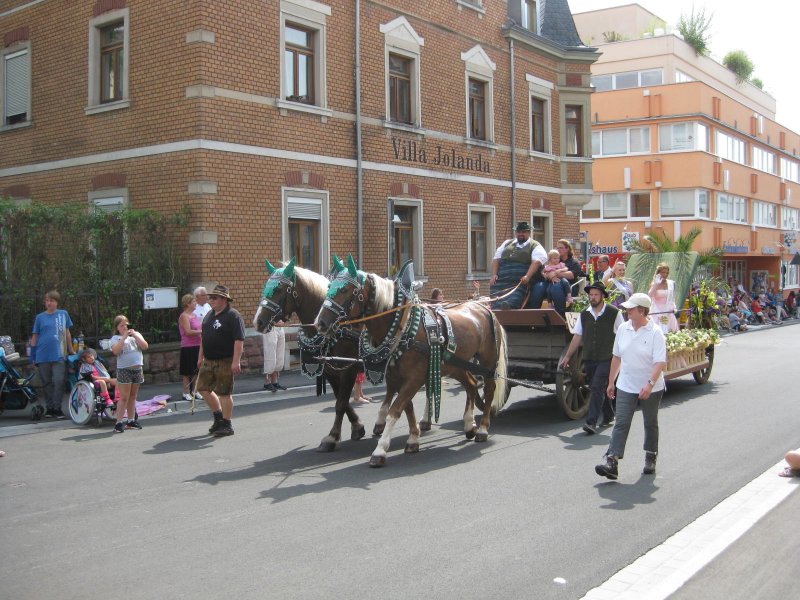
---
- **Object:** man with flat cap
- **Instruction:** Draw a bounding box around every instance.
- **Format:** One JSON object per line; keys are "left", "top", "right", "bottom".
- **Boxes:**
{"left": 559, "top": 281, "right": 623, "bottom": 434}
{"left": 197, "top": 284, "right": 245, "bottom": 437}
{"left": 489, "top": 221, "right": 547, "bottom": 309}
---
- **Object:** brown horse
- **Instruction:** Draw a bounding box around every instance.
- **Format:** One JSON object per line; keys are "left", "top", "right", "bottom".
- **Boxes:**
{"left": 254, "top": 258, "right": 367, "bottom": 452}
{"left": 314, "top": 256, "right": 508, "bottom": 467}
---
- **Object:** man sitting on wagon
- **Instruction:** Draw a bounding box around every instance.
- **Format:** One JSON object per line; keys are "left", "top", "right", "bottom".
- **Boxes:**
{"left": 489, "top": 221, "right": 547, "bottom": 309}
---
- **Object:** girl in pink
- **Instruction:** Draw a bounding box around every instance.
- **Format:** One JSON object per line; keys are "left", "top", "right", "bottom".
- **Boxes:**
{"left": 178, "top": 293, "right": 203, "bottom": 402}
{"left": 78, "top": 349, "right": 116, "bottom": 406}
{"left": 542, "top": 249, "right": 573, "bottom": 307}
{"left": 648, "top": 262, "right": 678, "bottom": 333}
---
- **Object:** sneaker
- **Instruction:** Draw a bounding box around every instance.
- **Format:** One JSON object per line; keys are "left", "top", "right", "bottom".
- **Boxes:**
{"left": 600, "top": 418, "right": 614, "bottom": 427}
{"left": 263, "top": 383, "right": 275, "bottom": 391}
{"left": 126, "top": 420, "right": 142, "bottom": 430}
{"left": 209, "top": 411, "right": 224, "bottom": 434}
{"left": 643, "top": 452, "right": 657, "bottom": 475}
{"left": 213, "top": 420, "right": 234, "bottom": 437}
{"left": 582, "top": 423, "right": 597, "bottom": 435}
{"left": 113, "top": 422, "right": 126, "bottom": 434}
{"left": 194, "top": 393, "right": 203, "bottom": 401}
{"left": 273, "top": 383, "right": 287, "bottom": 391}
{"left": 595, "top": 455, "right": 618, "bottom": 480}
{"left": 181, "top": 393, "right": 193, "bottom": 402}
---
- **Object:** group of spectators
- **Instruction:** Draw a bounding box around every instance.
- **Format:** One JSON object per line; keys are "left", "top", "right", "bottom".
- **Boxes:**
{"left": 717, "top": 278, "right": 797, "bottom": 330}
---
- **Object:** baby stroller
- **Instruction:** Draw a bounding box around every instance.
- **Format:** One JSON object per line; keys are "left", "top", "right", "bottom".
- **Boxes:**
{"left": 67, "top": 351, "right": 117, "bottom": 426}
{"left": 0, "top": 351, "right": 44, "bottom": 420}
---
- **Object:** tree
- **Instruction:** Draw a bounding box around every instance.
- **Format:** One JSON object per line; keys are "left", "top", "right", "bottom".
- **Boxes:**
{"left": 723, "top": 50, "right": 755, "bottom": 83}
{"left": 677, "top": 7, "right": 713, "bottom": 56}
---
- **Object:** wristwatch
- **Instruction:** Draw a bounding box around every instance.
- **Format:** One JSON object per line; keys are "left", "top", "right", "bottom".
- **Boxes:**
{"left": 647, "top": 378, "right": 655, "bottom": 386}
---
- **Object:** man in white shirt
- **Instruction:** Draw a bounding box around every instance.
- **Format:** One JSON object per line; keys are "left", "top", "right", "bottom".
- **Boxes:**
{"left": 193, "top": 286, "right": 211, "bottom": 321}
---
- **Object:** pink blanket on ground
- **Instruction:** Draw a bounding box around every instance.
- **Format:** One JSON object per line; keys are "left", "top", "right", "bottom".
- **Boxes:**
{"left": 135, "top": 395, "right": 170, "bottom": 416}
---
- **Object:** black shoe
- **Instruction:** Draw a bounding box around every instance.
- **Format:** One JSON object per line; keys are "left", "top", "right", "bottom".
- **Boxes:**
{"left": 600, "top": 419, "right": 614, "bottom": 427}
{"left": 643, "top": 452, "right": 657, "bottom": 475}
{"left": 264, "top": 383, "right": 276, "bottom": 392}
{"left": 113, "top": 422, "right": 126, "bottom": 434}
{"left": 273, "top": 383, "right": 287, "bottom": 391}
{"left": 582, "top": 423, "right": 597, "bottom": 435}
{"left": 126, "top": 420, "right": 142, "bottom": 430}
{"left": 595, "top": 456, "right": 618, "bottom": 480}
{"left": 213, "top": 420, "right": 234, "bottom": 437}
{"left": 209, "top": 411, "right": 224, "bottom": 434}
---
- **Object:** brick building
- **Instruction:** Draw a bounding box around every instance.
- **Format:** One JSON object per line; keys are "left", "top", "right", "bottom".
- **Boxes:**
{"left": 0, "top": 0, "right": 598, "bottom": 308}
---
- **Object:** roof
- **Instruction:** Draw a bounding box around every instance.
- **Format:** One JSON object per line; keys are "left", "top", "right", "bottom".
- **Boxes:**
{"left": 540, "top": 0, "right": 585, "bottom": 48}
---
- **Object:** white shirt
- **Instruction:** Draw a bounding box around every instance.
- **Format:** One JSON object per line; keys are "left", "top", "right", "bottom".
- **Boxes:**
{"left": 493, "top": 239, "right": 548, "bottom": 265}
{"left": 573, "top": 303, "right": 624, "bottom": 336}
{"left": 612, "top": 318, "right": 667, "bottom": 394}
{"left": 194, "top": 302, "right": 211, "bottom": 321}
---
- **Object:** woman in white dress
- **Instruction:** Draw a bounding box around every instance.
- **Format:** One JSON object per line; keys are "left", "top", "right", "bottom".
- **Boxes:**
{"left": 602, "top": 260, "right": 634, "bottom": 311}
{"left": 647, "top": 262, "right": 678, "bottom": 333}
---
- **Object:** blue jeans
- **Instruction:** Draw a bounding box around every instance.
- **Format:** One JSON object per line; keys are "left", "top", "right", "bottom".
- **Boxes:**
{"left": 528, "top": 280, "right": 569, "bottom": 314}
{"left": 583, "top": 359, "right": 614, "bottom": 426}
{"left": 607, "top": 388, "right": 663, "bottom": 459}
{"left": 37, "top": 361, "right": 67, "bottom": 410}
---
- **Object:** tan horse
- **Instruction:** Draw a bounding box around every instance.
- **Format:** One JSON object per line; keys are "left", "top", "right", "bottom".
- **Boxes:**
{"left": 314, "top": 256, "right": 508, "bottom": 467}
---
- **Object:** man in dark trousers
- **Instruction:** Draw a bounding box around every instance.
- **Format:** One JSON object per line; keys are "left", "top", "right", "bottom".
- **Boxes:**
{"left": 197, "top": 285, "right": 245, "bottom": 437}
{"left": 489, "top": 221, "right": 547, "bottom": 309}
{"left": 558, "top": 281, "right": 623, "bottom": 434}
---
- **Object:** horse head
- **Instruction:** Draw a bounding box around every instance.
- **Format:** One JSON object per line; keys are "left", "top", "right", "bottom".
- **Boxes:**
{"left": 315, "top": 254, "right": 368, "bottom": 335}
{"left": 256, "top": 257, "right": 297, "bottom": 333}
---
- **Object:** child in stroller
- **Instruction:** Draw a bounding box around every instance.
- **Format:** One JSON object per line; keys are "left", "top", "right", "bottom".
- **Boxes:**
{"left": 78, "top": 348, "right": 116, "bottom": 407}
{"left": 0, "top": 349, "right": 43, "bottom": 420}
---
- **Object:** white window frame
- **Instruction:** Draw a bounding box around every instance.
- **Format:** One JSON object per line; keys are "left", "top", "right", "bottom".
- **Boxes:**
{"left": 784, "top": 263, "right": 800, "bottom": 289}
{"left": 467, "top": 204, "right": 495, "bottom": 275}
{"left": 1, "top": 43, "right": 31, "bottom": 129}
{"left": 715, "top": 130, "right": 747, "bottom": 165}
{"left": 780, "top": 157, "right": 800, "bottom": 184}
{"left": 530, "top": 209, "right": 552, "bottom": 251}
{"left": 675, "top": 70, "right": 695, "bottom": 83}
{"left": 782, "top": 206, "right": 799, "bottom": 231}
{"left": 591, "top": 69, "right": 663, "bottom": 91}
{"left": 381, "top": 17, "right": 424, "bottom": 130}
{"left": 751, "top": 146, "right": 776, "bottom": 174}
{"left": 716, "top": 193, "right": 748, "bottom": 224}
{"left": 86, "top": 8, "right": 130, "bottom": 115}
{"left": 752, "top": 200, "right": 777, "bottom": 228}
{"left": 461, "top": 45, "right": 495, "bottom": 144}
{"left": 592, "top": 126, "right": 650, "bottom": 156}
{"left": 521, "top": 0, "right": 539, "bottom": 34}
{"left": 278, "top": 0, "right": 330, "bottom": 118}
{"left": 580, "top": 192, "right": 651, "bottom": 221}
{"left": 527, "top": 74, "right": 553, "bottom": 156}
{"left": 659, "top": 189, "right": 709, "bottom": 219}
{"left": 281, "top": 188, "right": 329, "bottom": 271}
{"left": 659, "top": 121, "right": 708, "bottom": 152}
{"left": 388, "top": 197, "right": 424, "bottom": 276}
{"left": 560, "top": 96, "right": 590, "bottom": 159}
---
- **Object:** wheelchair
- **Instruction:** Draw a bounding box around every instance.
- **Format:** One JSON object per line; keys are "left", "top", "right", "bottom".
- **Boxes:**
{"left": 67, "top": 353, "right": 116, "bottom": 426}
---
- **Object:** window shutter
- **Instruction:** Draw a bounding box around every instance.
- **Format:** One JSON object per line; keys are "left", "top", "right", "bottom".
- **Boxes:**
{"left": 93, "top": 197, "right": 125, "bottom": 213}
{"left": 287, "top": 198, "right": 321, "bottom": 220}
{"left": 4, "top": 50, "right": 29, "bottom": 119}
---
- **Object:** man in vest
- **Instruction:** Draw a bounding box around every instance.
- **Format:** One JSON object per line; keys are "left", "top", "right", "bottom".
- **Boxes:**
{"left": 559, "top": 281, "right": 623, "bottom": 434}
{"left": 489, "top": 221, "right": 547, "bottom": 309}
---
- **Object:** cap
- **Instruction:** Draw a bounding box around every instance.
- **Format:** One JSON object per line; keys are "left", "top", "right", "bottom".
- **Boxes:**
{"left": 621, "top": 292, "right": 651, "bottom": 310}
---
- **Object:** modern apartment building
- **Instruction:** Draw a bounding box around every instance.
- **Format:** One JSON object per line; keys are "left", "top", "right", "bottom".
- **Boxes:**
{"left": 0, "top": 0, "right": 598, "bottom": 306}
{"left": 574, "top": 4, "right": 800, "bottom": 296}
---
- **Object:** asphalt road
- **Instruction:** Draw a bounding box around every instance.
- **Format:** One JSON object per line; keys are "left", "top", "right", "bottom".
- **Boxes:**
{"left": 1, "top": 323, "right": 798, "bottom": 600}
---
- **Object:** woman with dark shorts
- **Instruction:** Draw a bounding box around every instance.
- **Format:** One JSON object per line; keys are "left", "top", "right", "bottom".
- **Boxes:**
{"left": 110, "top": 315, "right": 149, "bottom": 433}
{"left": 178, "top": 293, "right": 202, "bottom": 401}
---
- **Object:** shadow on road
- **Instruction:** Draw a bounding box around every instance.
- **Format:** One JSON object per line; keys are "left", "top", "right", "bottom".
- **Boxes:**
{"left": 594, "top": 475, "right": 659, "bottom": 510}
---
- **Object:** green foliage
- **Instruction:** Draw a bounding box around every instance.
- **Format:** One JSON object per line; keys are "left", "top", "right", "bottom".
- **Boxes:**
{"left": 751, "top": 77, "right": 764, "bottom": 90}
{"left": 602, "top": 30, "right": 624, "bottom": 43}
{"left": 625, "top": 251, "right": 700, "bottom": 313}
{"left": 723, "top": 50, "right": 755, "bottom": 84}
{"left": 677, "top": 7, "right": 713, "bottom": 56}
{"left": 643, "top": 17, "right": 667, "bottom": 37}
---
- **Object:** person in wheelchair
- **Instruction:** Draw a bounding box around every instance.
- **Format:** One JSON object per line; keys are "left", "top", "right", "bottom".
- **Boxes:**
{"left": 78, "top": 348, "right": 116, "bottom": 407}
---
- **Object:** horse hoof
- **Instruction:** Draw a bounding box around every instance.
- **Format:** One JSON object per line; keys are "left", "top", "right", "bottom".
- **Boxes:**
{"left": 373, "top": 424, "right": 385, "bottom": 436}
{"left": 405, "top": 443, "right": 419, "bottom": 454}
{"left": 465, "top": 427, "right": 477, "bottom": 440}
{"left": 316, "top": 441, "right": 336, "bottom": 453}
{"left": 351, "top": 425, "right": 366, "bottom": 441}
{"left": 474, "top": 432, "right": 488, "bottom": 443}
{"left": 419, "top": 420, "right": 431, "bottom": 431}
{"left": 369, "top": 455, "right": 386, "bottom": 468}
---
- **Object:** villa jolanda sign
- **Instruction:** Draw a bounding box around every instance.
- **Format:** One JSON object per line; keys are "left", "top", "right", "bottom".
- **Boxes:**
{"left": 391, "top": 138, "right": 491, "bottom": 173}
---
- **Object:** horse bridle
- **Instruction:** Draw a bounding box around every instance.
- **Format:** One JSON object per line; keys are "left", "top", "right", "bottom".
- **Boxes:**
{"left": 320, "top": 273, "right": 372, "bottom": 333}
{"left": 259, "top": 274, "right": 298, "bottom": 330}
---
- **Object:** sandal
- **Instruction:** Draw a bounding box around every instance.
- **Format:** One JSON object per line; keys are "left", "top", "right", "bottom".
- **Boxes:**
{"left": 351, "top": 397, "right": 370, "bottom": 405}
{"left": 778, "top": 466, "right": 800, "bottom": 478}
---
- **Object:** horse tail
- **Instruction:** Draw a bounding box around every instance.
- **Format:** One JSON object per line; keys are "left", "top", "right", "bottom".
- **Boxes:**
{"left": 491, "top": 318, "right": 509, "bottom": 414}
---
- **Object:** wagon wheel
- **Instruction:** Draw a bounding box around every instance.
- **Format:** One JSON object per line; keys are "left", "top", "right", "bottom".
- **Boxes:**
{"left": 555, "top": 346, "right": 590, "bottom": 420}
{"left": 473, "top": 376, "right": 510, "bottom": 413}
{"left": 692, "top": 345, "right": 714, "bottom": 384}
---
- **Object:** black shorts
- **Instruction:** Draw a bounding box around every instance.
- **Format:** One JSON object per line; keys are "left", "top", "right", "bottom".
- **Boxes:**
{"left": 179, "top": 346, "right": 200, "bottom": 377}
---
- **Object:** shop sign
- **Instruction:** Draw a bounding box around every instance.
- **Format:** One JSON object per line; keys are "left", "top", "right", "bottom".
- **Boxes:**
{"left": 621, "top": 231, "right": 639, "bottom": 252}
{"left": 589, "top": 244, "right": 618, "bottom": 254}
{"left": 761, "top": 246, "right": 776, "bottom": 254}
{"left": 723, "top": 244, "right": 748, "bottom": 253}
{"left": 391, "top": 138, "right": 491, "bottom": 173}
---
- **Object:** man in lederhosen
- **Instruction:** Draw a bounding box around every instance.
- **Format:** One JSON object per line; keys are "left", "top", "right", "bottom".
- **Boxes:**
{"left": 489, "top": 221, "right": 547, "bottom": 309}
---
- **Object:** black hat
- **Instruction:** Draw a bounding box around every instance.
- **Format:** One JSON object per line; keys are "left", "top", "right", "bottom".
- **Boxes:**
{"left": 584, "top": 281, "right": 609, "bottom": 297}
{"left": 209, "top": 284, "right": 233, "bottom": 301}
{"left": 515, "top": 221, "right": 532, "bottom": 232}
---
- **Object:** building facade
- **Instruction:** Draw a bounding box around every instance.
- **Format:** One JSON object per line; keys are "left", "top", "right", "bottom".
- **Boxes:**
{"left": 574, "top": 5, "right": 800, "bottom": 297}
{"left": 0, "top": 0, "right": 598, "bottom": 308}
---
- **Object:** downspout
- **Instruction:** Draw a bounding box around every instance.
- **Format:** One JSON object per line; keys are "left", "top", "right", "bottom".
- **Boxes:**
{"left": 355, "top": 0, "right": 364, "bottom": 265}
{"left": 509, "top": 37, "right": 517, "bottom": 229}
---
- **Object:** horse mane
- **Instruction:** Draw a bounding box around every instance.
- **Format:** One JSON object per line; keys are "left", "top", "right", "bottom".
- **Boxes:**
{"left": 371, "top": 273, "right": 396, "bottom": 312}
{"left": 294, "top": 266, "right": 330, "bottom": 301}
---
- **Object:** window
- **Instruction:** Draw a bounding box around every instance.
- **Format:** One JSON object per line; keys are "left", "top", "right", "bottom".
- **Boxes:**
{"left": 675, "top": 70, "right": 695, "bottom": 83}
{"left": 590, "top": 69, "right": 663, "bottom": 91}
{"left": 468, "top": 206, "right": 495, "bottom": 274}
{"left": 284, "top": 24, "right": 314, "bottom": 104}
{"left": 527, "top": 73, "right": 553, "bottom": 154}
{"left": 522, "top": 0, "right": 538, "bottom": 32}
{"left": 592, "top": 74, "right": 612, "bottom": 92}
{"left": 389, "top": 53, "right": 411, "bottom": 124}
{"left": 468, "top": 78, "right": 486, "bottom": 140}
{"left": 785, "top": 263, "right": 800, "bottom": 289}
{"left": 640, "top": 70, "right": 663, "bottom": 86}
{"left": 722, "top": 260, "right": 745, "bottom": 286}
{"left": 660, "top": 189, "right": 709, "bottom": 218}
{"left": 715, "top": 131, "right": 746, "bottom": 165}
{"left": 279, "top": 0, "right": 329, "bottom": 114}
{"left": 752, "top": 147, "right": 776, "bottom": 174}
{"left": 382, "top": 17, "right": 423, "bottom": 128}
{"left": 87, "top": 8, "right": 129, "bottom": 112}
{"left": 389, "top": 198, "right": 423, "bottom": 275}
{"left": 592, "top": 126, "right": 650, "bottom": 156}
{"left": 581, "top": 192, "right": 650, "bottom": 220}
{"left": 753, "top": 201, "right": 777, "bottom": 227}
{"left": 781, "top": 157, "right": 800, "bottom": 183}
{"left": 531, "top": 97, "right": 545, "bottom": 152}
{"left": 564, "top": 105, "right": 583, "bottom": 157}
{"left": 717, "top": 193, "right": 747, "bottom": 223}
{"left": 2, "top": 46, "right": 30, "bottom": 126}
{"left": 782, "top": 207, "right": 799, "bottom": 231}
{"left": 530, "top": 211, "right": 552, "bottom": 250}
{"left": 283, "top": 190, "right": 329, "bottom": 273}
{"left": 659, "top": 122, "right": 708, "bottom": 152}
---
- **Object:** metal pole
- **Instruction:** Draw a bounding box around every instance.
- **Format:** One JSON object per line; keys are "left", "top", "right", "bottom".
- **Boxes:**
{"left": 355, "top": 0, "right": 364, "bottom": 266}
{"left": 509, "top": 38, "right": 517, "bottom": 230}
